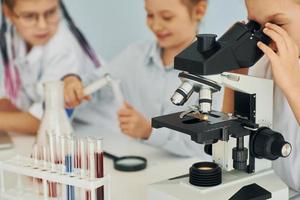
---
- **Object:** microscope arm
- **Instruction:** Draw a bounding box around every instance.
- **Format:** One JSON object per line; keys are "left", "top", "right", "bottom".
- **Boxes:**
{"left": 206, "top": 72, "right": 274, "bottom": 128}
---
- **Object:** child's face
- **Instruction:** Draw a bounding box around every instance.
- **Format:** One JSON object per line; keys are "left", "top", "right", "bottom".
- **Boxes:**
{"left": 145, "top": 0, "right": 206, "bottom": 49}
{"left": 4, "top": 0, "right": 60, "bottom": 47}
{"left": 246, "top": 0, "right": 300, "bottom": 56}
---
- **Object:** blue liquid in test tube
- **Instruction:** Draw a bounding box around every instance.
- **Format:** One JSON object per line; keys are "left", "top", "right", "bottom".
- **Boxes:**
{"left": 66, "top": 155, "right": 75, "bottom": 200}
{"left": 65, "top": 138, "right": 75, "bottom": 200}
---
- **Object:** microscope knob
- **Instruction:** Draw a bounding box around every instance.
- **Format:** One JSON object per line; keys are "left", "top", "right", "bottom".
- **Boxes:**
{"left": 251, "top": 127, "right": 292, "bottom": 160}
{"left": 272, "top": 140, "right": 292, "bottom": 158}
{"left": 197, "top": 34, "right": 217, "bottom": 53}
{"left": 232, "top": 147, "right": 248, "bottom": 171}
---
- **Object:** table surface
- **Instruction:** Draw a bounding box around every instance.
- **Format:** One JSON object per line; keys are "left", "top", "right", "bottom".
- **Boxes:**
{"left": 1, "top": 129, "right": 299, "bottom": 200}
{"left": 0, "top": 130, "right": 199, "bottom": 200}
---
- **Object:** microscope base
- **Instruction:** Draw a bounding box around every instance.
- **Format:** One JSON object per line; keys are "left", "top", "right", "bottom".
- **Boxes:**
{"left": 147, "top": 169, "right": 288, "bottom": 200}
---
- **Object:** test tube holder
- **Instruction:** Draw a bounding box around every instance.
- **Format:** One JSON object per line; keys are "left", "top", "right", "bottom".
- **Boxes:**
{"left": 0, "top": 155, "right": 111, "bottom": 200}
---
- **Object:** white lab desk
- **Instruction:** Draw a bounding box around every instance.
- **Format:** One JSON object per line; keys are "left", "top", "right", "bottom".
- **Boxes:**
{"left": 0, "top": 130, "right": 199, "bottom": 200}
{"left": 1, "top": 128, "right": 300, "bottom": 200}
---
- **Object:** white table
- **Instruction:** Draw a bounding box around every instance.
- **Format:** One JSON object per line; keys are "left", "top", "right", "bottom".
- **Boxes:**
{"left": 1, "top": 129, "right": 299, "bottom": 200}
{"left": 0, "top": 130, "right": 199, "bottom": 200}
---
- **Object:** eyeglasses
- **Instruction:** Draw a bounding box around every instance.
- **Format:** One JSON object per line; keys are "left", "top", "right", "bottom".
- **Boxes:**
{"left": 12, "top": 6, "right": 61, "bottom": 28}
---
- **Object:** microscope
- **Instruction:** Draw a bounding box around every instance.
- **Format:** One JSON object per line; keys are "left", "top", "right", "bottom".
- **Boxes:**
{"left": 148, "top": 21, "right": 292, "bottom": 200}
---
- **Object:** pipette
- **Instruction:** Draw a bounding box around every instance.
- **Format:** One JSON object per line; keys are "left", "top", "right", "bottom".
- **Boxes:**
{"left": 83, "top": 74, "right": 124, "bottom": 106}
{"left": 83, "top": 74, "right": 111, "bottom": 96}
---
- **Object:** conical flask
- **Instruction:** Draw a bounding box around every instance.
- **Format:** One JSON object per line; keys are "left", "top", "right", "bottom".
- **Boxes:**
{"left": 36, "top": 81, "right": 73, "bottom": 146}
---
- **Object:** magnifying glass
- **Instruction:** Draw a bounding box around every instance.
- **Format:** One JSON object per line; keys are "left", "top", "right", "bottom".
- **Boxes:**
{"left": 103, "top": 151, "right": 147, "bottom": 172}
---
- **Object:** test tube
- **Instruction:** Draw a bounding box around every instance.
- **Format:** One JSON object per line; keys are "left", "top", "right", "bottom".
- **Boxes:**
{"left": 66, "top": 136, "right": 75, "bottom": 200}
{"left": 56, "top": 134, "right": 63, "bottom": 175}
{"left": 32, "top": 144, "right": 39, "bottom": 169}
{"left": 48, "top": 131, "right": 57, "bottom": 172}
{"left": 59, "top": 136, "right": 68, "bottom": 200}
{"left": 67, "top": 137, "right": 76, "bottom": 176}
{"left": 73, "top": 138, "right": 81, "bottom": 199}
{"left": 31, "top": 144, "right": 40, "bottom": 195}
{"left": 95, "top": 138, "right": 104, "bottom": 200}
{"left": 41, "top": 146, "right": 50, "bottom": 171}
{"left": 75, "top": 139, "right": 81, "bottom": 177}
{"left": 60, "top": 136, "right": 67, "bottom": 174}
{"left": 79, "top": 138, "right": 88, "bottom": 200}
{"left": 41, "top": 146, "right": 49, "bottom": 197}
{"left": 30, "top": 145, "right": 47, "bottom": 196}
{"left": 79, "top": 138, "right": 87, "bottom": 179}
{"left": 86, "top": 138, "right": 96, "bottom": 200}
{"left": 47, "top": 131, "right": 58, "bottom": 198}
{"left": 88, "top": 138, "right": 96, "bottom": 180}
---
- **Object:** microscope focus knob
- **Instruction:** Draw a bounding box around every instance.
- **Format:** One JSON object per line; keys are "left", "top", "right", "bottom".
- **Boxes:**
{"left": 251, "top": 127, "right": 292, "bottom": 160}
{"left": 197, "top": 34, "right": 217, "bottom": 53}
{"left": 232, "top": 147, "right": 248, "bottom": 171}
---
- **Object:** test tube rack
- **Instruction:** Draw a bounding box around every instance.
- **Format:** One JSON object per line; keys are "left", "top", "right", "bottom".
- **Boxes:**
{"left": 0, "top": 155, "right": 111, "bottom": 200}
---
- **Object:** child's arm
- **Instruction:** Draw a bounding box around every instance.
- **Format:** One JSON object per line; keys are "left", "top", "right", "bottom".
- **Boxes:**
{"left": 0, "top": 99, "right": 19, "bottom": 112}
{"left": 257, "top": 23, "right": 300, "bottom": 125}
{"left": 0, "top": 111, "right": 40, "bottom": 134}
{"left": 0, "top": 99, "right": 40, "bottom": 134}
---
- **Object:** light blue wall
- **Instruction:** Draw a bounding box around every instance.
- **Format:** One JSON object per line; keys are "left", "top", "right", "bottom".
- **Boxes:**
{"left": 200, "top": 0, "right": 247, "bottom": 35}
{"left": 64, "top": 0, "right": 247, "bottom": 61}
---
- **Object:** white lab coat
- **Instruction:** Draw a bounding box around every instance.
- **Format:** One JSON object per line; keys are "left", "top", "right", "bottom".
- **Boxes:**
{"left": 249, "top": 56, "right": 300, "bottom": 192}
{"left": 0, "top": 22, "right": 95, "bottom": 119}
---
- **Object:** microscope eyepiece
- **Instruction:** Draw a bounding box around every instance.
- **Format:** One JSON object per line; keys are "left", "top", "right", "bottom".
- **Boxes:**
{"left": 246, "top": 20, "right": 261, "bottom": 33}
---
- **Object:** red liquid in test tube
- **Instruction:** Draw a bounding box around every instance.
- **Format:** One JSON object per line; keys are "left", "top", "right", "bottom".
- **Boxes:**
{"left": 47, "top": 132, "right": 58, "bottom": 198}
{"left": 95, "top": 138, "right": 104, "bottom": 200}
{"left": 95, "top": 152, "right": 104, "bottom": 200}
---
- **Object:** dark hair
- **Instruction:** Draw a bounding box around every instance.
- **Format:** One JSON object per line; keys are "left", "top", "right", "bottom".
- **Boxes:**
{"left": 59, "top": 1, "right": 101, "bottom": 68}
{"left": 0, "top": 0, "right": 101, "bottom": 100}
{"left": 3, "top": 0, "right": 13, "bottom": 9}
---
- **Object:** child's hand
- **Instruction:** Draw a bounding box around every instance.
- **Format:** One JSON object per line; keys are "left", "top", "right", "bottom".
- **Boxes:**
{"left": 117, "top": 102, "right": 152, "bottom": 139}
{"left": 64, "top": 76, "right": 91, "bottom": 108}
{"left": 257, "top": 23, "right": 300, "bottom": 93}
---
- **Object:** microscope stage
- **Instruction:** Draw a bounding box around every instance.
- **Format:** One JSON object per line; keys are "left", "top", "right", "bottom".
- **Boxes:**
{"left": 152, "top": 111, "right": 250, "bottom": 144}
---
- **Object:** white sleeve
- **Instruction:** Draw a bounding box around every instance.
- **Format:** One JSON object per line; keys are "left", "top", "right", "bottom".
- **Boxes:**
{"left": 79, "top": 53, "right": 107, "bottom": 84}
{"left": 81, "top": 67, "right": 105, "bottom": 86}
{"left": 27, "top": 39, "right": 88, "bottom": 119}
{"left": 248, "top": 56, "right": 270, "bottom": 78}
{"left": 28, "top": 102, "right": 43, "bottom": 119}
{"left": 33, "top": 59, "right": 79, "bottom": 119}
{"left": 81, "top": 44, "right": 140, "bottom": 102}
